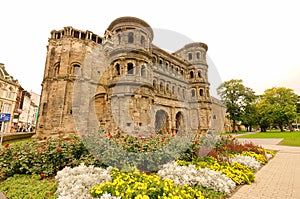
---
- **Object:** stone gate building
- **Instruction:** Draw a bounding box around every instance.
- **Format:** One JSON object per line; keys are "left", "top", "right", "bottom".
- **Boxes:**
{"left": 36, "top": 16, "right": 213, "bottom": 137}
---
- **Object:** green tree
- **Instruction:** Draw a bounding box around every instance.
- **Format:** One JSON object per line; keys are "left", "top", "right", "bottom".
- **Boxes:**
{"left": 257, "top": 87, "right": 298, "bottom": 132}
{"left": 217, "top": 79, "right": 256, "bottom": 132}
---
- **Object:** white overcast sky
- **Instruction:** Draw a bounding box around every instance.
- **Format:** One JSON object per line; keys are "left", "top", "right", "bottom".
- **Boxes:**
{"left": 0, "top": 0, "right": 299, "bottom": 97}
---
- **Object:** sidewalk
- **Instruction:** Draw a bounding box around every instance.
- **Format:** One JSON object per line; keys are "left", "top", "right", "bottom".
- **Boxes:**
{"left": 230, "top": 138, "right": 300, "bottom": 199}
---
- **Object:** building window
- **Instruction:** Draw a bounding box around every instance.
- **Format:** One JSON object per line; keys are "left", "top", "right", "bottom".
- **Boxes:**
{"left": 199, "top": 89, "right": 204, "bottom": 96}
{"left": 188, "top": 53, "right": 192, "bottom": 60}
{"left": 115, "top": 63, "right": 120, "bottom": 75}
{"left": 191, "top": 89, "right": 195, "bottom": 97}
{"left": 128, "top": 32, "right": 134, "bottom": 43}
{"left": 190, "top": 71, "right": 194, "bottom": 78}
{"left": 141, "top": 35, "right": 145, "bottom": 46}
{"left": 196, "top": 52, "right": 200, "bottom": 59}
{"left": 118, "top": 34, "right": 121, "bottom": 44}
{"left": 6, "top": 87, "right": 13, "bottom": 99}
{"left": 159, "top": 59, "right": 163, "bottom": 67}
{"left": 153, "top": 80, "right": 157, "bottom": 88}
{"left": 2, "top": 103, "right": 11, "bottom": 113}
{"left": 127, "top": 63, "right": 134, "bottom": 74}
{"left": 165, "top": 62, "right": 169, "bottom": 70}
{"left": 160, "top": 82, "right": 164, "bottom": 92}
{"left": 54, "top": 62, "right": 60, "bottom": 75}
{"left": 141, "top": 65, "right": 146, "bottom": 77}
{"left": 73, "top": 64, "right": 81, "bottom": 75}
{"left": 198, "top": 71, "right": 201, "bottom": 78}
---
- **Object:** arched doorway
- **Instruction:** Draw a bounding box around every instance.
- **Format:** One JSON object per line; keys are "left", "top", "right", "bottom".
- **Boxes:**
{"left": 155, "top": 110, "right": 169, "bottom": 133}
{"left": 175, "top": 111, "right": 184, "bottom": 133}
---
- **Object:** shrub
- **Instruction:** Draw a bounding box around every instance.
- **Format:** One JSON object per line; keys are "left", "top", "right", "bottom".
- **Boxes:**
{"left": 0, "top": 136, "right": 103, "bottom": 180}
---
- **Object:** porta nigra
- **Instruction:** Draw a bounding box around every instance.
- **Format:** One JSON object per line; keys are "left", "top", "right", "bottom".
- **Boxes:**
{"left": 36, "top": 16, "right": 225, "bottom": 137}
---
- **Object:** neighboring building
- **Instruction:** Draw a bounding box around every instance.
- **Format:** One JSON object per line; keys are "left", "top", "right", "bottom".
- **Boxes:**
{"left": 210, "top": 97, "right": 227, "bottom": 134}
{"left": 18, "top": 91, "right": 40, "bottom": 132}
{"left": 36, "top": 16, "right": 218, "bottom": 137}
{"left": 0, "top": 63, "right": 20, "bottom": 133}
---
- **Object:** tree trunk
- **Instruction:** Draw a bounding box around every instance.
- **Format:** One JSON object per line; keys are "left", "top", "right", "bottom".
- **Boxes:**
{"left": 232, "top": 120, "right": 236, "bottom": 133}
{"left": 279, "top": 125, "right": 284, "bottom": 132}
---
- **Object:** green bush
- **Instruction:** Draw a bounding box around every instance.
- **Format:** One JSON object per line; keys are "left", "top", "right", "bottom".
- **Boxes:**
{"left": 0, "top": 174, "right": 57, "bottom": 199}
{"left": 0, "top": 136, "right": 103, "bottom": 180}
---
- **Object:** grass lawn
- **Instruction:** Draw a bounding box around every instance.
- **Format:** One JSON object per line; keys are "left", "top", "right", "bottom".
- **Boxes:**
{"left": 236, "top": 130, "right": 300, "bottom": 147}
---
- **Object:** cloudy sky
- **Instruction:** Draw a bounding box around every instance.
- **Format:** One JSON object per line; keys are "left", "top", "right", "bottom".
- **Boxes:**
{"left": 0, "top": 0, "right": 299, "bottom": 97}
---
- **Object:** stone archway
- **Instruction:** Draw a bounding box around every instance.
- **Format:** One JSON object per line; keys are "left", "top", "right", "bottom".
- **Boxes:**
{"left": 175, "top": 111, "right": 184, "bottom": 133}
{"left": 155, "top": 110, "right": 169, "bottom": 133}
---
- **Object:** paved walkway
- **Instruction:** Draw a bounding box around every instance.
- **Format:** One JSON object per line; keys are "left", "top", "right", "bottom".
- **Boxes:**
{"left": 230, "top": 138, "right": 300, "bottom": 199}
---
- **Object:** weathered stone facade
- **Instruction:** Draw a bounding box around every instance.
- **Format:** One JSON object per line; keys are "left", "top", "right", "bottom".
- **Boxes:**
{"left": 36, "top": 17, "right": 214, "bottom": 137}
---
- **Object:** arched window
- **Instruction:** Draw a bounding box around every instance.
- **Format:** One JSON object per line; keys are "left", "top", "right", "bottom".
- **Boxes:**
{"left": 188, "top": 53, "right": 192, "bottom": 60}
{"left": 165, "top": 62, "right": 169, "bottom": 70}
{"left": 172, "top": 86, "right": 175, "bottom": 94}
{"left": 115, "top": 63, "right": 120, "bottom": 75}
{"left": 190, "top": 71, "right": 194, "bottom": 78}
{"left": 73, "top": 64, "right": 81, "bottom": 75}
{"left": 141, "top": 35, "right": 145, "bottom": 46}
{"left": 159, "top": 59, "right": 163, "bottom": 67}
{"left": 182, "top": 89, "right": 185, "bottom": 99}
{"left": 166, "top": 84, "right": 169, "bottom": 93}
{"left": 153, "top": 80, "right": 157, "bottom": 88}
{"left": 141, "top": 65, "right": 146, "bottom": 77}
{"left": 198, "top": 71, "right": 201, "bottom": 78}
{"left": 160, "top": 82, "right": 164, "bottom": 92}
{"left": 196, "top": 52, "right": 200, "bottom": 59}
{"left": 152, "top": 57, "right": 157, "bottom": 64}
{"left": 118, "top": 34, "right": 121, "bottom": 44}
{"left": 128, "top": 32, "right": 134, "bottom": 43}
{"left": 199, "top": 89, "right": 204, "bottom": 96}
{"left": 191, "top": 89, "right": 195, "bottom": 97}
{"left": 127, "top": 63, "right": 134, "bottom": 74}
{"left": 54, "top": 62, "right": 60, "bottom": 75}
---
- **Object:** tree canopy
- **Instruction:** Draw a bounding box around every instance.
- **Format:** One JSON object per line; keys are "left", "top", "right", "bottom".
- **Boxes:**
{"left": 217, "top": 79, "right": 256, "bottom": 132}
{"left": 257, "top": 87, "right": 298, "bottom": 132}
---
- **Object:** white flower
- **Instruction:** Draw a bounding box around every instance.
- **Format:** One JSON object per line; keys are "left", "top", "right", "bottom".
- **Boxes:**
{"left": 230, "top": 155, "right": 261, "bottom": 171}
{"left": 158, "top": 161, "right": 236, "bottom": 194}
{"left": 55, "top": 163, "right": 112, "bottom": 199}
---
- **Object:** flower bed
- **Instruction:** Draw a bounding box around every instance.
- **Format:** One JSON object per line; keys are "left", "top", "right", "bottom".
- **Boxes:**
{"left": 0, "top": 133, "right": 276, "bottom": 198}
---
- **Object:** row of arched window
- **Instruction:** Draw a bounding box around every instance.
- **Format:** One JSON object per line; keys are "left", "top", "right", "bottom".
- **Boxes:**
{"left": 115, "top": 31, "right": 147, "bottom": 47}
{"left": 152, "top": 56, "right": 185, "bottom": 77}
{"left": 114, "top": 63, "right": 148, "bottom": 77}
{"left": 152, "top": 79, "right": 186, "bottom": 99}
{"left": 191, "top": 88, "right": 209, "bottom": 97}
{"left": 52, "top": 62, "right": 81, "bottom": 76}
{"left": 188, "top": 51, "right": 204, "bottom": 61}
{"left": 189, "top": 70, "right": 202, "bottom": 79}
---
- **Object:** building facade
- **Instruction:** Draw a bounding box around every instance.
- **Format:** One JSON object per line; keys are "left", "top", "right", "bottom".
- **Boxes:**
{"left": 36, "top": 17, "right": 215, "bottom": 137}
{"left": 0, "top": 63, "right": 20, "bottom": 133}
{"left": 18, "top": 91, "right": 40, "bottom": 132}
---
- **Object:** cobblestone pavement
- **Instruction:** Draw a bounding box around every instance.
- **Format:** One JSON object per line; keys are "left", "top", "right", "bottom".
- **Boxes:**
{"left": 230, "top": 138, "right": 300, "bottom": 199}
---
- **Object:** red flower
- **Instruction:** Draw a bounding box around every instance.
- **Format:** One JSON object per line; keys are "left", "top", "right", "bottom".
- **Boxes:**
{"left": 65, "top": 137, "right": 70, "bottom": 141}
{"left": 4, "top": 144, "right": 9, "bottom": 148}
{"left": 57, "top": 147, "right": 62, "bottom": 153}
{"left": 40, "top": 173, "right": 45, "bottom": 179}
{"left": 195, "top": 140, "right": 199, "bottom": 145}
{"left": 161, "top": 136, "right": 166, "bottom": 143}
{"left": 43, "top": 136, "right": 47, "bottom": 140}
